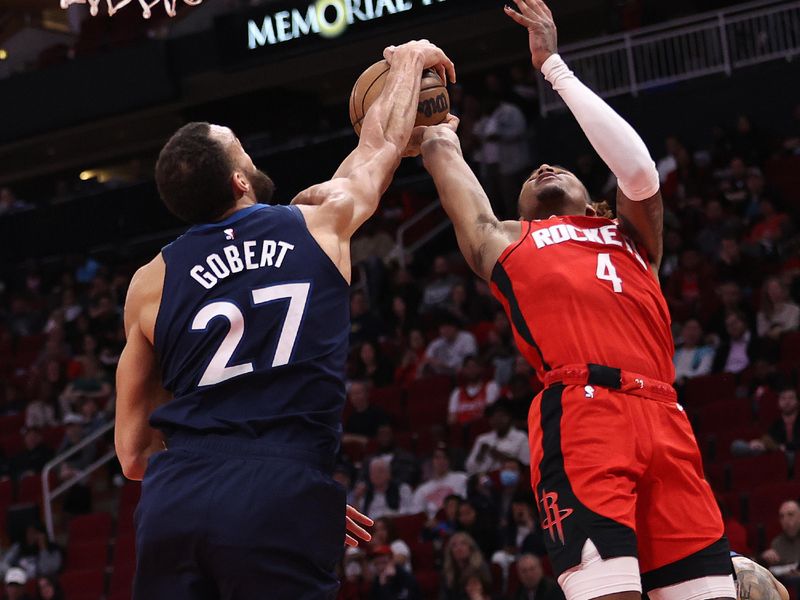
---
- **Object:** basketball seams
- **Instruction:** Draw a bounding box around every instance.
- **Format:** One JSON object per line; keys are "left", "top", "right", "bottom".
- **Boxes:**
{"left": 359, "top": 66, "right": 391, "bottom": 121}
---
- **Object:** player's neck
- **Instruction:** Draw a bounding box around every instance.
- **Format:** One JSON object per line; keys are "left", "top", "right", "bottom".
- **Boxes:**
{"left": 215, "top": 197, "right": 258, "bottom": 222}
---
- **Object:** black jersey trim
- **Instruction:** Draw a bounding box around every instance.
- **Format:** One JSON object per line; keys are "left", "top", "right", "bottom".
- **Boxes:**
{"left": 491, "top": 262, "right": 551, "bottom": 371}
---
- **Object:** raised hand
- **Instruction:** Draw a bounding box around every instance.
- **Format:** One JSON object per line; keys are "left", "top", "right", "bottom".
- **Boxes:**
{"left": 504, "top": 0, "right": 558, "bottom": 71}
{"left": 383, "top": 39, "right": 457, "bottom": 85}
{"left": 344, "top": 504, "right": 373, "bottom": 548}
{"left": 404, "top": 114, "right": 460, "bottom": 158}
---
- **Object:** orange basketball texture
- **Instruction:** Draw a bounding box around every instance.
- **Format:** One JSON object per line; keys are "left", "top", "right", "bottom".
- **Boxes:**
{"left": 349, "top": 60, "right": 450, "bottom": 137}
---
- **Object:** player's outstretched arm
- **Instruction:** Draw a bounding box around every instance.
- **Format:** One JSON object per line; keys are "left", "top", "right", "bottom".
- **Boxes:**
{"left": 418, "top": 119, "right": 519, "bottom": 282}
{"left": 292, "top": 40, "right": 455, "bottom": 240}
{"left": 506, "top": 0, "right": 663, "bottom": 269}
{"left": 115, "top": 257, "right": 170, "bottom": 481}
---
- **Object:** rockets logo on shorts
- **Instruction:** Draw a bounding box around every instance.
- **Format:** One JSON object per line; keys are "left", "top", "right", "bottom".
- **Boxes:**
{"left": 540, "top": 490, "right": 574, "bottom": 544}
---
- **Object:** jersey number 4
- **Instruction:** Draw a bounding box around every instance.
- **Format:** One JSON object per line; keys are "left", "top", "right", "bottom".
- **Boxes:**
{"left": 596, "top": 253, "right": 623, "bottom": 293}
{"left": 191, "top": 283, "right": 310, "bottom": 387}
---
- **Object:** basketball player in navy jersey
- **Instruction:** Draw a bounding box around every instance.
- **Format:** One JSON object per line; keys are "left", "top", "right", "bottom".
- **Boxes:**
{"left": 114, "top": 40, "right": 455, "bottom": 599}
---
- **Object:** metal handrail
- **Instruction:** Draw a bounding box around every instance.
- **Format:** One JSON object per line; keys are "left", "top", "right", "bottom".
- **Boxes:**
{"left": 395, "top": 199, "right": 451, "bottom": 268}
{"left": 540, "top": 0, "right": 800, "bottom": 115}
{"left": 42, "top": 420, "right": 116, "bottom": 540}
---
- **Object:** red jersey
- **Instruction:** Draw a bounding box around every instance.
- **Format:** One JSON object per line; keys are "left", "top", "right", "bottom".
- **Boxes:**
{"left": 489, "top": 216, "right": 675, "bottom": 383}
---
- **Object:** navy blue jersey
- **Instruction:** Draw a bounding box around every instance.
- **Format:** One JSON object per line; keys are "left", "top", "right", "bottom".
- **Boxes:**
{"left": 151, "top": 204, "right": 349, "bottom": 458}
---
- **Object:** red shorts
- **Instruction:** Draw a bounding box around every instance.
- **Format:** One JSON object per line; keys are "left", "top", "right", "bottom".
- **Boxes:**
{"left": 529, "top": 364, "right": 733, "bottom": 591}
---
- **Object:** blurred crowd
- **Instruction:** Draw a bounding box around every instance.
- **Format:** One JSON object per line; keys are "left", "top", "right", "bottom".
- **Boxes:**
{"left": 0, "top": 59, "right": 798, "bottom": 599}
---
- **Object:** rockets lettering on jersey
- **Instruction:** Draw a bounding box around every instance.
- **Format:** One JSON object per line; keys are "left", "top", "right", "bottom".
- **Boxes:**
{"left": 530, "top": 221, "right": 649, "bottom": 272}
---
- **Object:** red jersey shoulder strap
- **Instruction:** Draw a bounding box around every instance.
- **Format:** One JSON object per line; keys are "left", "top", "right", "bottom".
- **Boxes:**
{"left": 497, "top": 221, "right": 533, "bottom": 265}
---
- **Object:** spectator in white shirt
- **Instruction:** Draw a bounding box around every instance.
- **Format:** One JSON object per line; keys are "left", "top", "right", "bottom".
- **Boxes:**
{"left": 474, "top": 94, "right": 531, "bottom": 219}
{"left": 673, "top": 319, "right": 714, "bottom": 384}
{"left": 423, "top": 315, "right": 478, "bottom": 376}
{"left": 413, "top": 444, "right": 468, "bottom": 517}
{"left": 757, "top": 277, "right": 800, "bottom": 340}
{"left": 465, "top": 400, "right": 529, "bottom": 476}
{"left": 356, "top": 458, "right": 414, "bottom": 521}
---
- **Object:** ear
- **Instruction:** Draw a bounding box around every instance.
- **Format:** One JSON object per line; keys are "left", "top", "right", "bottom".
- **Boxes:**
{"left": 231, "top": 171, "right": 249, "bottom": 198}
{"left": 585, "top": 204, "right": 597, "bottom": 217}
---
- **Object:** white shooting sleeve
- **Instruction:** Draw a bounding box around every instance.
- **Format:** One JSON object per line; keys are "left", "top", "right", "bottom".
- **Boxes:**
{"left": 541, "top": 54, "right": 660, "bottom": 201}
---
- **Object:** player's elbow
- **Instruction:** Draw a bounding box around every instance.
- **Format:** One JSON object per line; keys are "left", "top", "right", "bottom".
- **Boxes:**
{"left": 118, "top": 452, "right": 147, "bottom": 481}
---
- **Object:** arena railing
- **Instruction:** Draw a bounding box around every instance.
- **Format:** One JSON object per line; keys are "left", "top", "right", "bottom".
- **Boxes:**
{"left": 42, "top": 420, "right": 116, "bottom": 541}
{"left": 537, "top": 0, "right": 800, "bottom": 116}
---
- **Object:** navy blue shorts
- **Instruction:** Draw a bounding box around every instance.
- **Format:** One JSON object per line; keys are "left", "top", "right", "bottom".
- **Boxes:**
{"left": 133, "top": 434, "right": 346, "bottom": 600}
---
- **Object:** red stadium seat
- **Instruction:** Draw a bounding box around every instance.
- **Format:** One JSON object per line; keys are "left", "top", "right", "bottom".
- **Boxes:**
{"left": 415, "top": 569, "right": 440, "bottom": 598}
{"left": 17, "top": 473, "right": 43, "bottom": 504}
{"left": 110, "top": 563, "right": 135, "bottom": 595}
{"left": 745, "top": 482, "right": 800, "bottom": 524}
{"left": 729, "top": 453, "right": 789, "bottom": 491}
{"left": 341, "top": 439, "right": 367, "bottom": 463}
{"left": 66, "top": 540, "right": 108, "bottom": 571}
{"left": 1, "top": 433, "right": 24, "bottom": 458}
{"left": 684, "top": 374, "right": 737, "bottom": 407}
{"left": 491, "top": 562, "right": 504, "bottom": 596}
{"left": 113, "top": 534, "right": 136, "bottom": 570}
{"left": 0, "top": 478, "right": 13, "bottom": 507}
{"left": 42, "top": 426, "right": 66, "bottom": 450}
{"left": 68, "top": 512, "right": 113, "bottom": 544}
{"left": 0, "top": 413, "right": 24, "bottom": 436}
{"left": 695, "top": 398, "right": 754, "bottom": 434}
{"left": 392, "top": 512, "right": 427, "bottom": 545}
{"left": 780, "top": 331, "right": 800, "bottom": 364}
{"left": 370, "top": 386, "right": 407, "bottom": 430}
{"left": 507, "top": 560, "right": 521, "bottom": 596}
{"left": 410, "top": 540, "right": 436, "bottom": 570}
{"left": 60, "top": 569, "right": 105, "bottom": 598}
{"left": 406, "top": 375, "right": 453, "bottom": 400}
{"left": 119, "top": 482, "right": 141, "bottom": 514}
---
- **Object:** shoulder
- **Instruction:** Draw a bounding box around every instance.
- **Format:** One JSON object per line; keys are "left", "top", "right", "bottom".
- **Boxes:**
{"left": 125, "top": 255, "right": 165, "bottom": 312}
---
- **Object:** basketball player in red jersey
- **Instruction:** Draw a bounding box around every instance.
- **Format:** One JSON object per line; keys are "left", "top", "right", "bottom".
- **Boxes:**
{"left": 393, "top": 1, "right": 736, "bottom": 599}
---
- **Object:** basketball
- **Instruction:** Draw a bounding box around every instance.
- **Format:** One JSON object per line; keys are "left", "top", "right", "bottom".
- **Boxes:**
{"left": 349, "top": 60, "right": 450, "bottom": 137}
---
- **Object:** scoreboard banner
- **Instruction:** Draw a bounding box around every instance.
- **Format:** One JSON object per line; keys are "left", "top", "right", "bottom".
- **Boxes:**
{"left": 216, "top": 0, "right": 484, "bottom": 66}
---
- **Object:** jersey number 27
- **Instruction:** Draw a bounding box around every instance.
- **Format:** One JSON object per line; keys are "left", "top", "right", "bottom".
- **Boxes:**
{"left": 191, "top": 283, "right": 310, "bottom": 387}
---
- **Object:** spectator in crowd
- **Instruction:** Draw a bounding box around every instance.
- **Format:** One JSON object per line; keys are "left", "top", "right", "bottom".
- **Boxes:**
{"left": 463, "top": 572, "right": 493, "bottom": 600}
{"left": 420, "top": 256, "right": 461, "bottom": 314}
{"left": 3, "top": 568, "right": 32, "bottom": 600}
{"left": 343, "top": 381, "right": 389, "bottom": 444}
{"left": 665, "top": 247, "right": 714, "bottom": 320}
{"left": 368, "top": 544, "right": 421, "bottom": 600}
{"left": 365, "top": 424, "right": 419, "bottom": 486}
{"left": 501, "top": 376, "right": 534, "bottom": 432}
{"left": 352, "top": 341, "right": 394, "bottom": 388}
{"left": 422, "top": 493, "right": 461, "bottom": 542}
{"left": 350, "top": 218, "right": 397, "bottom": 303}
{"left": 387, "top": 296, "right": 418, "bottom": 341}
{"left": 57, "top": 357, "right": 111, "bottom": 417}
{"left": 441, "top": 532, "right": 492, "bottom": 600}
{"left": 35, "top": 576, "right": 64, "bottom": 600}
{"left": 413, "top": 444, "right": 468, "bottom": 517}
{"left": 696, "top": 199, "right": 729, "bottom": 258}
{"left": 371, "top": 517, "right": 412, "bottom": 571}
{"left": 712, "top": 310, "right": 754, "bottom": 374}
{"left": 721, "top": 157, "right": 750, "bottom": 208}
{"left": 492, "top": 489, "right": 547, "bottom": 579}
{"left": 10, "top": 427, "right": 53, "bottom": 479}
{"left": 349, "top": 291, "right": 384, "bottom": 346}
{"left": 340, "top": 547, "right": 371, "bottom": 600}
{"left": 757, "top": 277, "right": 800, "bottom": 340}
{"left": 763, "top": 500, "right": 800, "bottom": 567}
{"left": 356, "top": 458, "right": 414, "bottom": 521}
{"left": 673, "top": 319, "right": 715, "bottom": 384}
{"left": 761, "top": 387, "right": 799, "bottom": 454}
{"left": 747, "top": 199, "right": 791, "bottom": 249}
{"left": 707, "top": 280, "right": 755, "bottom": 338}
{"left": 57, "top": 414, "right": 95, "bottom": 514}
{"left": 79, "top": 396, "right": 108, "bottom": 435}
{"left": 24, "top": 387, "right": 57, "bottom": 430}
{"left": 495, "top": 459, "right": 527, "bottom": 525}
{"left": 423, "top": 314, "right": 478, "bottom": 376}
{"left": 456, "top": 499, "right": 498, "bottom": 559}
{"left": 465, "top": 400, "right": 529, "bottom": 476}
{"left": 507, "top": 554, "right": 565, "bottom": 600}
{"left": 448, "top": 356, "right": 501, "bottom": 426}
{"left": 473, "top": 91, "right": 531, "bottom": 219}
{"left": 394, "top": 329, "right": 427, "bottom": 386}
{"left": 0, "top": 524, "right": 62, "bottom": 580}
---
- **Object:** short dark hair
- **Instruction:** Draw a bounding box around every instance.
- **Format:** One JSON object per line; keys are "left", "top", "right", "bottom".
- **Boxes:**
{"left": 155, "top": 122, "right": 235, "bottom": 224}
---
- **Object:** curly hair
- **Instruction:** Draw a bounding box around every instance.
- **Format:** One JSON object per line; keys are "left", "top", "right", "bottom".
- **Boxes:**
{"left": 591, "top": 200, "right": 615, "bottom": 219}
